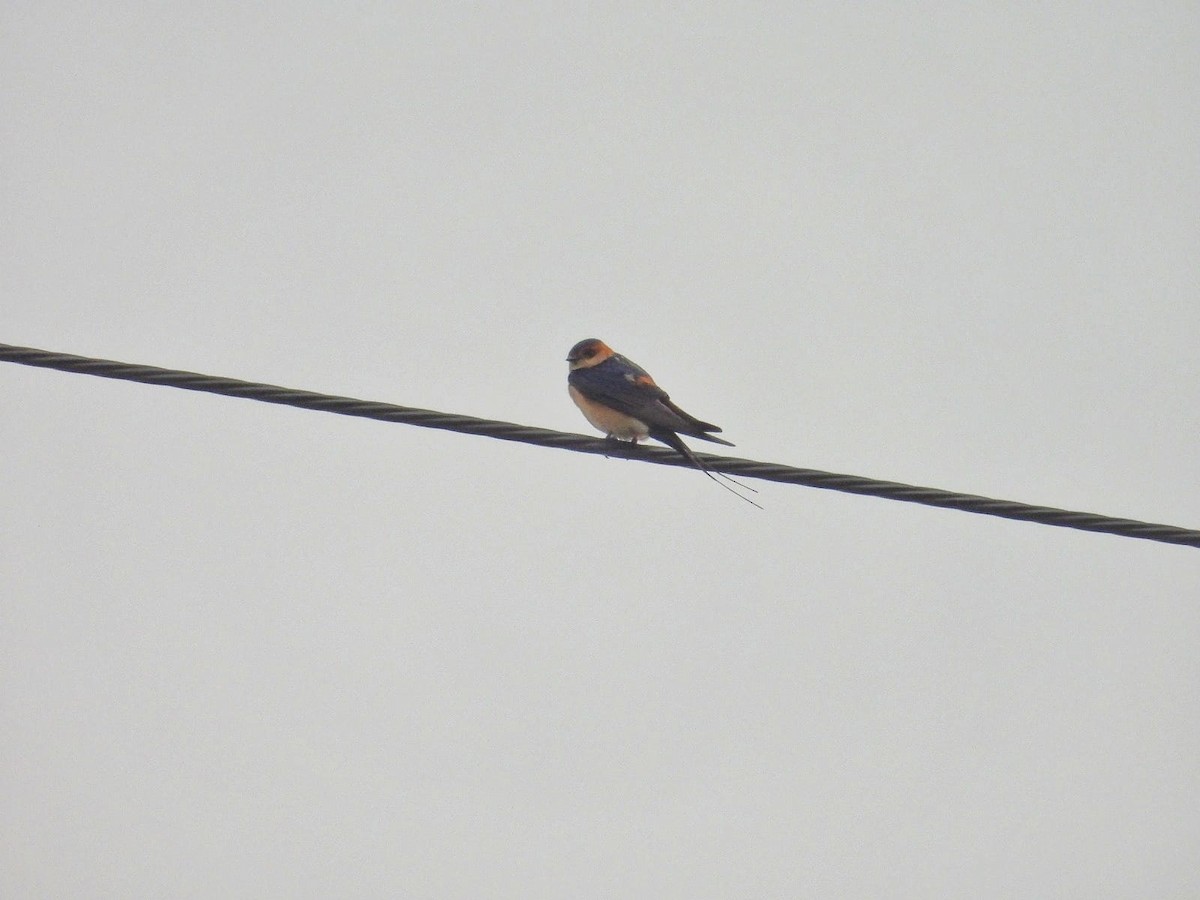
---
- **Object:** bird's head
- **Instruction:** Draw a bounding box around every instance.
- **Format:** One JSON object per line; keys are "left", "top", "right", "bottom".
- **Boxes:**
{"left": 566, "top": 338, "right": 614, "bottom": 369}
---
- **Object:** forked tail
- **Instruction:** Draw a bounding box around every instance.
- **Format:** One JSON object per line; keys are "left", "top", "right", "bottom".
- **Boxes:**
{"left": 652, "top": 430, "right": 763, "bottom": 509}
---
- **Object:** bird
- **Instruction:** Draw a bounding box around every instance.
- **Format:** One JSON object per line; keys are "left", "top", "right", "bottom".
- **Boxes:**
{"left": 566, "top": 338, "right": 759, "bottom": 506}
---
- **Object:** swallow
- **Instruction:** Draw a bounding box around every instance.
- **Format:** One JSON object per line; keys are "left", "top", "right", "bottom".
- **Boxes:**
{"left": 566, "top": 338, "right": 760, "bottom": 506}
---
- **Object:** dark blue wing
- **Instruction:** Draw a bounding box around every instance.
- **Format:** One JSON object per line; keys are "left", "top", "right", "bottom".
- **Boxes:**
{"left": 568, "top": 355, "right": 732, "bottom": 444}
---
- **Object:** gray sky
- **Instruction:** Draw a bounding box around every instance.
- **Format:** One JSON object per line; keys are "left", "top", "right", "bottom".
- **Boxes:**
{"left": 3, "top": 4, "right": 1198, "bottom": 897}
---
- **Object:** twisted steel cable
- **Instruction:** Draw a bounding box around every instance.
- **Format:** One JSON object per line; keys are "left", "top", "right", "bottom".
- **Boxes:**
{"left": 3, "top": 341, "right": 1197, "bottom": 549}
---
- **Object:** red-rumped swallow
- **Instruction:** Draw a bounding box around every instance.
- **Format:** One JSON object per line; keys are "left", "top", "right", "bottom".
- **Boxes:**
{"left": 566, "top": 338, "right": 760, "bottom": 506}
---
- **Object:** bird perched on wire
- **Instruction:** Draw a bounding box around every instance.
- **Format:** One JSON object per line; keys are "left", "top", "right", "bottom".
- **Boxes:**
{"left": 566, "top": 338, "right": 759, "bottom": 506}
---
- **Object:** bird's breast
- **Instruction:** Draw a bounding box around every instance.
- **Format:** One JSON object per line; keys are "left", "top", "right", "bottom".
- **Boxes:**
{"left": 568, "top": 385, "right": 649, "bottom": 440}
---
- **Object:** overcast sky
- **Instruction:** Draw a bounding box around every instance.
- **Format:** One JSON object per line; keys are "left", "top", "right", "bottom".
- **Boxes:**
{"left": 3, "top": 4, "right": 1198, "bottom": 897}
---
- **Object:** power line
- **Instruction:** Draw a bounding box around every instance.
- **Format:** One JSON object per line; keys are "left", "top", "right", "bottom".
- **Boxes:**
{"left": 2, "top": 341, "right": 1197, "bottom": 549}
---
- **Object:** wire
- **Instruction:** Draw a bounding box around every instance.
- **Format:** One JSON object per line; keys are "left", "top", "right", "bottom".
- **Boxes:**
{"left": 3, "top": 341, "right": 1197, "bottom": 549}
